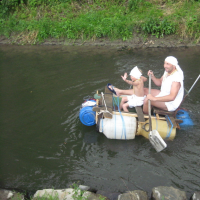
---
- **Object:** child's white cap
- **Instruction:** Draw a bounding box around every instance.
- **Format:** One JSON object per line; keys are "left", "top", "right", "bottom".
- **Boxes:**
{"left": 130, "top": 66, "right": 142, "bottom": 79}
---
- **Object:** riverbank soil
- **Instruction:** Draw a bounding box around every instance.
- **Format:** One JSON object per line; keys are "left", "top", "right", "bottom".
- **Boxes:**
{"left": 0, "top": 34, "right": 199, "bottom": 49}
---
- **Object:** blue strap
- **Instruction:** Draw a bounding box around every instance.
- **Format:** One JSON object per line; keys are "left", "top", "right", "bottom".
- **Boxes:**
{"left": 112, "top": 97, "right": 117, "bottom": 139}
{"left": 113, "top": 96, "right": 126, "bottom": 139}
{"left": 165, "top": 115, "right": 173, "bottom": 139}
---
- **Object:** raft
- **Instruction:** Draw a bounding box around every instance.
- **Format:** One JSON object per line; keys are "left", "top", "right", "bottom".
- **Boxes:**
{"left": 79, "top": 86, "right": 193, "bottom": 141}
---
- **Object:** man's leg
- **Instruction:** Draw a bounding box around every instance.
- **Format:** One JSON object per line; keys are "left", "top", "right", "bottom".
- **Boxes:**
{"left": 150, "top": 101, "right": 168, "bottom": 111}
{"left": 143, "top": 89, "right": 161, "bottom": 114}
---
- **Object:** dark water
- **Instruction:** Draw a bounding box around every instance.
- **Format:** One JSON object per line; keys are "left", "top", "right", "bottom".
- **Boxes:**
{"left": 0, "top": 45, "right": 200, "bottom": 198}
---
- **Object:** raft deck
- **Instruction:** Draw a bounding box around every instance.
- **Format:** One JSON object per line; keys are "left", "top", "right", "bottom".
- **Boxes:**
{"left": 92, "top": 86, "right": 183, "bottom": 129}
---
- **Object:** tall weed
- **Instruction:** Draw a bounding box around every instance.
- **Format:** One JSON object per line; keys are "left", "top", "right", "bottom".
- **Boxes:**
{"left": 141, "top": 17, "right": 176, "bottom": 38}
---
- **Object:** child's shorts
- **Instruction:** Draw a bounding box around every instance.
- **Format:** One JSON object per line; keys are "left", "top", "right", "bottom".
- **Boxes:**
{"left": 127, "top": 95, "right": 146, "bottom": 108}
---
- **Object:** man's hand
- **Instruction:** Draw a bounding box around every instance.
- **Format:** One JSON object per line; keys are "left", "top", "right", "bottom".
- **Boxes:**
{"left": 147, "top": 94, "right": 157, "bottom": 101}
{"left": 147, "top": 70, "right": 154, "bottom": 77}
{"left": 121, "top": 72, "right": 128, "bottom": 81}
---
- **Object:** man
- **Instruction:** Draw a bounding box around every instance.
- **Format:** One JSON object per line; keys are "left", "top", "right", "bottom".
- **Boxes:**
{"left": 143, "top": 56, "right": 184, "bottom": 114}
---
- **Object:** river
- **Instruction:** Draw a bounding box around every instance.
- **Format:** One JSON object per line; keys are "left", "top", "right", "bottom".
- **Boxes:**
{"left": 0, "top": 45, "right": 200, "bottom": 198}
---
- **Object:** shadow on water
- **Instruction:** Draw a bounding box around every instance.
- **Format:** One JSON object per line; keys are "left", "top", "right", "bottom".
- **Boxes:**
{"left": 0, "top": 45, "right": 200, "bottom": 198}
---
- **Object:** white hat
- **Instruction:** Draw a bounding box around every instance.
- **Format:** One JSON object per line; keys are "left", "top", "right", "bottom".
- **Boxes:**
{"left": 165, "top": 56, "right": 184, "bottom": 80}
{"left": 130, "top": 66, "right": 142, "bottom": 79}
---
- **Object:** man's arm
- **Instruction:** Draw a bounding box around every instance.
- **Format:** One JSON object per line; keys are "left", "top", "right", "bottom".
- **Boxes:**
{"left": 147, "top": 82, "right": 181, "bottom": 102}
{"left": 148, "top": 70, "right": 163, "bottom": 86}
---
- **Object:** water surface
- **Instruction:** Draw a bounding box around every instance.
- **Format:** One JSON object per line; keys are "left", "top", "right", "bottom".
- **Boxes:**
{"left": 0, "top": 45, "right": 200, "bottom": 198}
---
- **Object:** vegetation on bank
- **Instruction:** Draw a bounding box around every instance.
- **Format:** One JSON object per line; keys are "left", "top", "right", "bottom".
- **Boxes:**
{"left": 0, "top": 0, "right": 200, "bottom": 44}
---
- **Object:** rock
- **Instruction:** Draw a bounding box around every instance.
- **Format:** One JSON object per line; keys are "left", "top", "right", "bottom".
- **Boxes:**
{"left": 78, "top": 185, "right": 90, "bottom": 191}
{"left": 0, "top": 189, "right": 24, "bottom": 200}
{"left": 33, "top": 188, "right": 75, "bottom": 200}
{"left": 96, "top": 190, "right": 121, "bottom": 200}
{"left": 190, "top": 191, "right": 200, "bottom": 200}
{"left": 83, "top": 191, "right": 109, "bottom": 200}
{"left": 152, "top": 186, "right": 187, "bottom": 200}
{"left": 78, "top": 185, "right": 97, "bottom": 193}
{"left": 0, "top": 189, "right": 14, "bottom": 200}
{"left": 118, "top": 190, "right": 148, "bottom": 200}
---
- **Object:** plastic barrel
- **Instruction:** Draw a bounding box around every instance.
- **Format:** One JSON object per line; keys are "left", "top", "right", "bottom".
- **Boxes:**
{"left": 176, "top": 109, "right": 193, "bottom": 126}
{"left": 99, "top": 115, "right": 137, "bottom": 140}
{"left": 79, "top": 106, "right": 96, "bottom": 126}
{"left": 136, "top": 118, "right": 176, "bottom": 141}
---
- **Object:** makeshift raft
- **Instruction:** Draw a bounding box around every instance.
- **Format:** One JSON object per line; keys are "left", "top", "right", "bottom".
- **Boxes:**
{"left": 79, "top": 86, "right": 193, "bottom": 141}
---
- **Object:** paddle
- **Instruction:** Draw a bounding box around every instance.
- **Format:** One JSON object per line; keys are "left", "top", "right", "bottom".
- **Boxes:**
{"left": 148, "top": 74, "right": 167, "bottom": 152}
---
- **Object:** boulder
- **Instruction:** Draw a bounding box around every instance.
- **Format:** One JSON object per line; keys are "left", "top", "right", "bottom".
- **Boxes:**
{"left": 33, "top": 188, "right": 75, "bottom": 200}
{"left": 0, "top": 189, "right": 24, "bottom": 200}
{"left": 96, "top": 190, "right": 121, "bottom": 200}
{"left": 83, "top": 191, "right": 109, "bottom": 200}
{"left": 78, "top": 185, "right": 90, "bottom": 191}
{"left": 118, "top": 190, "right": 148, "bottom": 200}
{"left": 152, "top": 186, "right": 187, "bottom": 200}
{"left": 79, "top": 185, "right": 97, "bottom": 193}
{"left": 190, "top": 191, "right": 200, "bottom": 200}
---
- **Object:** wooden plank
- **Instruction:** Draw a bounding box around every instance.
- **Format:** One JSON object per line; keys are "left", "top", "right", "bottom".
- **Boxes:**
{"left": 113, "top": 111, "right": 165, "bottom": 120}
{"left": 135, "top": 106, "right": 145, "bottom": 122}
{"left": 105, "top": 85, "right": 113, "bottom": 94}
{"left": 93, "top": 106, "right": 105, "bottom": 112}
{"left": 97, "top": 113, "right": 103, "bottom": 128}
{"left": 153, "top": 107, "right": 175, "bottom": 117}
{"left": 103, "top": 112, "right": 112, "bottom": 119}
{"left": 169, "top": 116, "right": 177, "bottom": 127}
{"left": 165, "top": 116, "right": 174, "bottom": 128}
{"left": 103, "top": 86, "right": 113, "bottom": 119}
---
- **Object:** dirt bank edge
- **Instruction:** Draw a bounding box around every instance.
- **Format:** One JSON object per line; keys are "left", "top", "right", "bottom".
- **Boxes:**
{"left": 1, "top": 34, "right": 200, "bottom": 49}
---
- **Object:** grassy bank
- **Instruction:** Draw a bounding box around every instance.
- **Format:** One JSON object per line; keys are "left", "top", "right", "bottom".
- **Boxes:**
{"left": 0, "top": 0, "right": 200, "bottom": 45}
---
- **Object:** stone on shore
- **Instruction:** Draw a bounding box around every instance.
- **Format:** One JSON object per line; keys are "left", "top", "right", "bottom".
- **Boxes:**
{"left": 83, "top": 191, "right": 108, "bottom": 200}
{"left": 190, "top": 191, "right": 200, "bottom": 200}
{"left": 0, "top": 189, "right": 24, "bottom": 200}
{"left": 152, "top": 186, "right": 187, "bottom": 200}
{"left": 33, "top": 188, "right": 75, "bottom": 200}
{"left": 118, "top": 190, "right": 148, "bottom": 200}
{"left": 32, "top": 188, "right": 108, "bottom": 200}
{"left": 96, "top": 190, "right": 121, "bottom": 200}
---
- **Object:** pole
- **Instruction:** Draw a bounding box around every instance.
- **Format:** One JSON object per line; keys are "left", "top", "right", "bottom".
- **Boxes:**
{"left": 187, "top": 74, "right": 200, "bottom": 94}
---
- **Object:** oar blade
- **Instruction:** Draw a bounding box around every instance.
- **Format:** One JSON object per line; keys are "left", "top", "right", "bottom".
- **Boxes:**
{"left": 149, "top": 130, "right": 167, "bottom": 152}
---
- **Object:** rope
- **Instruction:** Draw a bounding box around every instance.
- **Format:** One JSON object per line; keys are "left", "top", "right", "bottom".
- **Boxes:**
{"left": 97, "top": 92, "right": 113, "bottom": 116}
{"left": 165, "top": 115, "right": 173, "bottom": 139}
{"left": 113, "top": 96, "right": 126, "bottom": 139}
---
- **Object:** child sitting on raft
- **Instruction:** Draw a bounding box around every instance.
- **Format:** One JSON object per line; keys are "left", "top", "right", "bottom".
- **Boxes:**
{"left": 119, "top": 66, "right": 147, "bottom": 112}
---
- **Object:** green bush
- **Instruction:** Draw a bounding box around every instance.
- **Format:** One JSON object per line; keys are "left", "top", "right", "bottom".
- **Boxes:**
{"left": 141, "top": 18, "right": 176, "bottom": 38}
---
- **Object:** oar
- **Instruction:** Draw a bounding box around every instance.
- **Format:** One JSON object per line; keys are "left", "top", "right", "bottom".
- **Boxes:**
{"left": 176, "top": 74, "right": 200, "bottom": 109}
{"left": 148, "top": 74, "right": 167, "bottom": 152}
{"left": 183, "top": 74, "right": 200, "bottom": 101}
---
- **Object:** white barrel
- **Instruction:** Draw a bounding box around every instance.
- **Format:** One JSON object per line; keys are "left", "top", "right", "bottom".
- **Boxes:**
{"left": 99, "top": 114, "right": 137, "bottom": 140}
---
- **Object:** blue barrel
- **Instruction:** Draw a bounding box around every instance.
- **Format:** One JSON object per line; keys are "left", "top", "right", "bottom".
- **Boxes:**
{"left": 176, "top": 109, "right": 193, "bottom": 127}
{"left": 79, "top": 106, "right": 96, "bottom": 126}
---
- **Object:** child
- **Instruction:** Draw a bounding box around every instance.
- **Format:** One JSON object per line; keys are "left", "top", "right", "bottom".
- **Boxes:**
{"left": 120, "top": 66, "right": 147, "bottom": 112}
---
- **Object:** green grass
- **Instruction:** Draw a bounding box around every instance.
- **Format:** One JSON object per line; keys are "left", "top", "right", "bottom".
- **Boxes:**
{"left": 0, "top": 0, "right": 200, "bottom": 44}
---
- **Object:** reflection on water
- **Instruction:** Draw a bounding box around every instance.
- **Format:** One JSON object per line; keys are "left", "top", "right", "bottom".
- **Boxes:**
{"left": 0, "top": 45, "right": 200, "bottom": 198}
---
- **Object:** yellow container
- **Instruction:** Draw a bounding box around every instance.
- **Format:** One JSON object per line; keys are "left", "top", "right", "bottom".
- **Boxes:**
{"left": 136, "top": 118, "right": 176, "bottom": 141}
